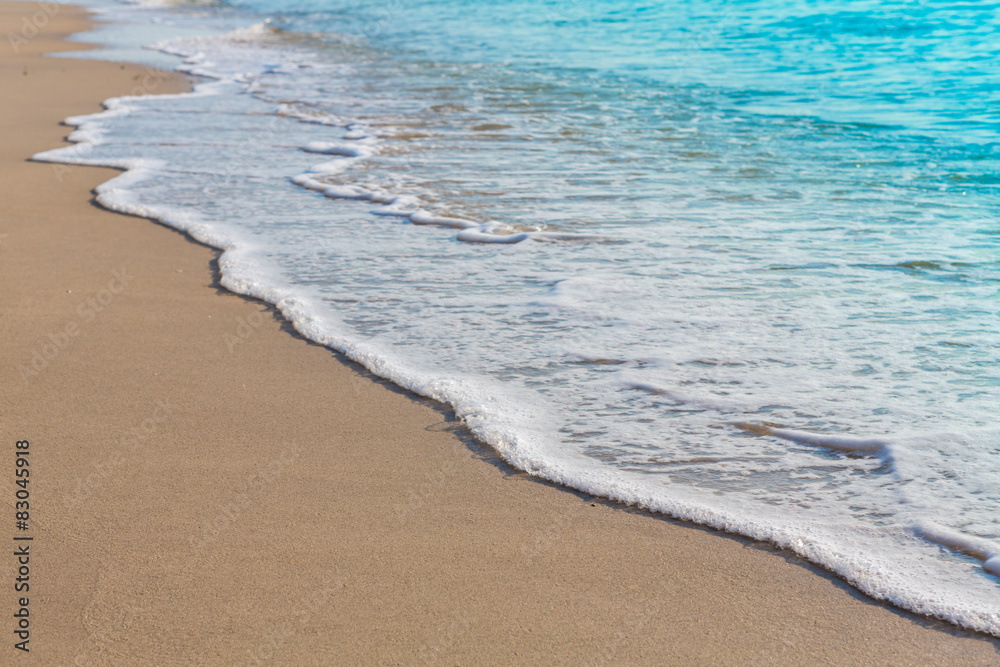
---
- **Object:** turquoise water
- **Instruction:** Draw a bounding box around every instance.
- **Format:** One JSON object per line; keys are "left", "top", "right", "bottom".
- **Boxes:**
{"left": 40, "top": 0, "right": 1000, "bottom": 634}
{"left": 260, "top": 0, "right": 1000, "bottom": 135}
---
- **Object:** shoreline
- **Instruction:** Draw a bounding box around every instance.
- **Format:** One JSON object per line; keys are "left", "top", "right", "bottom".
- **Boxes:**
{"left": 2, "top": 2, "right": 999, "bottom": 664}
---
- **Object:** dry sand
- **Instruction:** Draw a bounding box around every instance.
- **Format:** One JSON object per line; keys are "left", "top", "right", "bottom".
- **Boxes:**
{"left": 0, "top": 3, "right": 998, "bottom": 665}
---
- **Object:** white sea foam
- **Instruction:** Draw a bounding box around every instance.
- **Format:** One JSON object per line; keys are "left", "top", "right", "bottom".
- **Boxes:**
{"left": 303, "top": 141, "right": 374, "bottom": 158}
{"left": 455, "top": 227, "right": 530, "bottom": 244}
{"left": 916, "top": 523, "right": 1000, "bottom": 577}
{"left": 302, "top": 161, "right": 347, "bottom": 176}
{"left": 408, "top": 210, "right": 480, "bottom": 229}
{"left": 277, "top": 104, "right": 344, "bottom": 126}
{"left": 290, "top": 150, "right": 598, "bottom": 245}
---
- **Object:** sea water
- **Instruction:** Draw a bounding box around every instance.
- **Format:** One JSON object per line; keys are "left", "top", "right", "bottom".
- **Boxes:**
{"left": 33, "top": 0, "right": 1000, "bottom": 634}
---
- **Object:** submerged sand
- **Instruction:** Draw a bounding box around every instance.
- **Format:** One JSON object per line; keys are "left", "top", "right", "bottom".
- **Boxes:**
{"left": 0, "top": 3, "right": 998, "bottom": 664}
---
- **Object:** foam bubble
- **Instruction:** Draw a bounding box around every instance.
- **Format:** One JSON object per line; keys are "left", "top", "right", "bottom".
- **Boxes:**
{"left": 408, "top": 210, "right": 480, "bottom": 229}
{"left": 303, "top": 141, "right": 374, "bottom": 158}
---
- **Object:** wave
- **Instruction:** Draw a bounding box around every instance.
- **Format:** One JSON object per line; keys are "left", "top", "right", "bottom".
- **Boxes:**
{"left": 32, "top": 6, "right": 1000, "bottom": 638}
